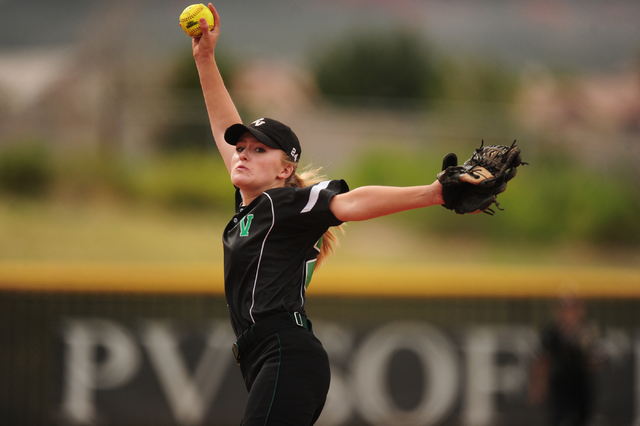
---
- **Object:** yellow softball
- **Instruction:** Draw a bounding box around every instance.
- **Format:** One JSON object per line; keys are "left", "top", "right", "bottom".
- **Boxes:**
{"left": 180, "top": 4, "right": 214, "bottom": 38}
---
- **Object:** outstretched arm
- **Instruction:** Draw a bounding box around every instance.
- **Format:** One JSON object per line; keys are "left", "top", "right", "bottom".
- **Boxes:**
{"left": 190, "top": 4, "right": 239, "bottom": 173}
{"left": 330, "top": 180, "right": 444, "bottom": 222}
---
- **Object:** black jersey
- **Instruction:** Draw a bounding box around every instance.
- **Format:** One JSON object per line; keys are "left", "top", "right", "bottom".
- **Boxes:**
{"left": 223, "top": 180, "right": 349, "bottom": 337}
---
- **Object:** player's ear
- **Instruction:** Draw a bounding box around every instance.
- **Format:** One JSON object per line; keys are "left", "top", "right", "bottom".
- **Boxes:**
{"left": 278, "top": 163, "right": 295, "bottom": 180}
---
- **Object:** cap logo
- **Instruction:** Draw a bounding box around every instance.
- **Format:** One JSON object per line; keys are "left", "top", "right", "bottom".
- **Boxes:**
{"left": 290, "top": 148, "right": 299, "bottom": 162}
{"left": 252, "top": 118, "right": 266, "bottom": 127}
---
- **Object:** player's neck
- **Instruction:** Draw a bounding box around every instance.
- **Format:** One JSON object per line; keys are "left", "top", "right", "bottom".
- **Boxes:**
{"left": 240, "top": 182, "right": 285, "bottom": 206}
{"left": 240, "top": 195, "right": 255, "bottom": 207}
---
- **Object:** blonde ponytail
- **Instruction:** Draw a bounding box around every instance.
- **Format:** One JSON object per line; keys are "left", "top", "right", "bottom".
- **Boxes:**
{"left": 284, "top": 159, "right": 343, "bottom": 269}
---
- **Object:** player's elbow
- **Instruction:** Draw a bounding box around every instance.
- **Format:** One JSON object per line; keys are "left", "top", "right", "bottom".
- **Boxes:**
{"left": 330, "top": 194, "right": 360, "bottom": 222}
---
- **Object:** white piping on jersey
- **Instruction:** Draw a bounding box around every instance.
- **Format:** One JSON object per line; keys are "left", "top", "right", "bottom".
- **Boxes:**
{"left": 300, "top": 180, "right": 331, "bottom": 213}
{"left": 248, "top": 192, "right": 276, "bottom": 324}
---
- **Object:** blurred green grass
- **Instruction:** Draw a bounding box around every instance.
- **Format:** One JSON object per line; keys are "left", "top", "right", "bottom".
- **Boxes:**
{"left": 341, "top": 145, "right": 640, "bottom": 247}
{"left": 0, "top": 198, "right": 225, "bottom": 262}
{"left": 1, "top": 143, "right": 639, "bottom": 266}
{"left": 0, "top": 147, "right": 231, "bottom": 262}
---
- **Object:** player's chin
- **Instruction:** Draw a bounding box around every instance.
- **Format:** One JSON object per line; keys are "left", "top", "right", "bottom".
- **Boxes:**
{"left": 230, "top": 173, "right": 251, "bottom": 188}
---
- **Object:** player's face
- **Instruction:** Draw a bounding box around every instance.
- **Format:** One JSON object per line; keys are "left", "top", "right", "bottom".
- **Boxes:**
{"left": 230, "top": 133, "right": 292, "bottom": 194}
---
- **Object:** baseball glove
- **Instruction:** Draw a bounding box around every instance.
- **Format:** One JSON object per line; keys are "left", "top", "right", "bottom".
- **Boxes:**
{"left": 437, "top": 140, "right": 527, "bottom": 215}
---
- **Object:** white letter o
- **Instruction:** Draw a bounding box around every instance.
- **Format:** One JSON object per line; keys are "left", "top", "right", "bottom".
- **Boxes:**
{"left": 353, "top": 322, "right": 459, "bottom": 426}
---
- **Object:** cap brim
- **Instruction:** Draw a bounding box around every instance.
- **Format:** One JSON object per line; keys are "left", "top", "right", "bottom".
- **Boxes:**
{"left": 224, "top": 124, "right": 279, "bottom": 149}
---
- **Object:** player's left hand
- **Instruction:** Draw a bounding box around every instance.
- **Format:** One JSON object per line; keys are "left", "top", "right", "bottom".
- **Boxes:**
{"left": 436, "top": 141, "right": 527, "bottom": 215}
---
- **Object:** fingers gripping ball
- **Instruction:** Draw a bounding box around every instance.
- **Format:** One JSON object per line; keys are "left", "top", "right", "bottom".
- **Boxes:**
{"left": 180, "top": 4, "right": 214, "bottom": 37}
{"left": 436, "top": 140, "right": 527, "bottom": 215}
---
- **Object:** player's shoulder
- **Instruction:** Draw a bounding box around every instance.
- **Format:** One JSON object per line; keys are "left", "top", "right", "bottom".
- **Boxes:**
{"left": 261, "top": 180, "right": 345, "bottom": 212}
{"left": 268, "top": 179, "right": 348, "bottom": 200}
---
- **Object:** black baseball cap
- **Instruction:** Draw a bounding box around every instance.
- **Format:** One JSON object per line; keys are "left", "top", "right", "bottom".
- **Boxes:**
{"left": 225, "top": 118, "right": 301, "bottom": 163}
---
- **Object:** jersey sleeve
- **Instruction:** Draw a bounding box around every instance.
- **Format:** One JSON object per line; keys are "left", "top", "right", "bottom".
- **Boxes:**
{"left": 271, "top": 179, "right": 349, "bottom": 229}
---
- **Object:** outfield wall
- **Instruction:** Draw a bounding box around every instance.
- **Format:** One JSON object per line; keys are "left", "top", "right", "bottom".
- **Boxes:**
{"left": 1, "top": 263, "right": 639, "bottom": 426}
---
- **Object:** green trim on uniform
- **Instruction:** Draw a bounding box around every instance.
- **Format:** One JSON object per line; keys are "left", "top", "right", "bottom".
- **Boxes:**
{"left": 239, "top": 214, "right": 254, "bottom": 237}
{"left": 304, "top": 237, "right": 322, "bottom": 289}
{"left": 264, "top": 333, "right": 283, "bottom": 425}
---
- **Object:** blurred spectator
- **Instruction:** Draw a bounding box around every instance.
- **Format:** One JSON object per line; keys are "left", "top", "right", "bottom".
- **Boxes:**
{"left": 528, "top": 296, "right": 602, "bottom": 426}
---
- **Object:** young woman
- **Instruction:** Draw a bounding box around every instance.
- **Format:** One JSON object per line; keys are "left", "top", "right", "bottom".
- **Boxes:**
{"left": 189, "top": 5, "right": 444, "bottom": 425}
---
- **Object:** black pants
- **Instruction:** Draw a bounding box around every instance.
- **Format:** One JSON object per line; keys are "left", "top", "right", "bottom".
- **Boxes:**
{"left": 238, "top": 322, "right": 331, "bottom": 425}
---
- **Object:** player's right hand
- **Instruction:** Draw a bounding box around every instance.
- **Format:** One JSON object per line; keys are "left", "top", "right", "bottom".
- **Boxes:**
{"left": 192, "top": 4, "right": 220, "bottom": 61}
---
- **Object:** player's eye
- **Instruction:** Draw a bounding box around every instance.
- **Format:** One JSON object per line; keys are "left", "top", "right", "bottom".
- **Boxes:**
{"left": 255, "top": 147, "right": 266, "bottom": 153}
{"left": 236, "top": 146, "right": 245, "bottom": 153}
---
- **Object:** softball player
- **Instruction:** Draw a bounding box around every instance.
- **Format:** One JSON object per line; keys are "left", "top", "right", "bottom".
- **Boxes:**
{"left": 191, "top": 5, "right": 444, "bottom": 425}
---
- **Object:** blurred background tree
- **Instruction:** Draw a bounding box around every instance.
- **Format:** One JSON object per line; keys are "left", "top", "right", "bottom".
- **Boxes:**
{"left": 310, "top": 29, "right": 518, "bottom": 106}
{"left": 0, "top": 142, "right": 52, "bottom": 198}
{"left": 311, "top": 30, "right": 441, "bottom": 106}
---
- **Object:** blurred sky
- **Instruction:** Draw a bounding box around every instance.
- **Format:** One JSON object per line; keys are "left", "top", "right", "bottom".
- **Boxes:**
{"left": 1, "top": 0, "right": 640, "bottom": 73}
